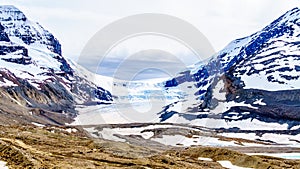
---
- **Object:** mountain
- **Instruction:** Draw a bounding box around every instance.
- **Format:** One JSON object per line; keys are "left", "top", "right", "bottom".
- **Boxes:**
{"left": 74, "top": 7, "right": 300, "bottom": 148}
{"left": 161, "top": 7, "right": 300, "bottom": 128}
{"left": 0, "top": 5, "right": 112, "bottom": 125}
{"left": 2, "top": 5, "right": 300, "bottom": 168}
{"left": 1, "top": 5, "right": 300, "bottom": 147}
{"left": 75, "top": 8, "right": 300, "bottom": 129}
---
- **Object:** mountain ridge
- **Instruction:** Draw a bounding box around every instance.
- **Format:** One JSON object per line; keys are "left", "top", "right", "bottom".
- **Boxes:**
{"left": 160, "top": 7, "right": 300, "bottom": 127}
{"left": 0, "top": 5, "right": 112, "bottom": 126}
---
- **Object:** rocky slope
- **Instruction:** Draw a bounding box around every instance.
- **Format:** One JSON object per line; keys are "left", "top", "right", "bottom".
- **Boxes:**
{"left": 0, "top": 5, "right": 112, "bottom": 126}
{"left": 0, "top": 125, "right": 299, "bottom": 169}
{"left": 162, "top": 7, "right": 300, "bottom": 129}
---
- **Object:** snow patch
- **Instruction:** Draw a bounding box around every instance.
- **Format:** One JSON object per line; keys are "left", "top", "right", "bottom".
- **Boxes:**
{"left": 198, "top": 157, "right": 213, "bottom": 161}
{"left": 246, "top": 153, "right": 300, "bottom": 159}
{"left": 0, "top": 161, "right": 8, "bottom": 169}
{"left": 253, "top": 99, "right": 267, "bottom": 106}
{"left": 31, "top": 122, "right": 45, "bottom": 127}
{"left": 217, "top": 161, "right": 253, "bottom": 169}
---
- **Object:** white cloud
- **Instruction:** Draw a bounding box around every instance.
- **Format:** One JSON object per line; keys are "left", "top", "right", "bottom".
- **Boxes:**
{"left": 0, "top": 0, "right": 299, "bottom": 79}
{"left": 1, "top": 0, "right": 299, "bottom": 55}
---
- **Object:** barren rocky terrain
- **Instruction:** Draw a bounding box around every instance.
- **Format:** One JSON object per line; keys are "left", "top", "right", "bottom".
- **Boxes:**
{"left": 0, "top": 125, "right": 299, "bottom": 168}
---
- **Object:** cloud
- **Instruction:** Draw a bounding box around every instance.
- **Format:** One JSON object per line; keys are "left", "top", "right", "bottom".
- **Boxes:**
{"left": 1, "top": 0, "right": 299, "bottom": 79}
{"left": 3, "top": 0, "right": 298, "bottom": 57}
{"left": 87, "top": 49, "right": 190, "bottom": 80}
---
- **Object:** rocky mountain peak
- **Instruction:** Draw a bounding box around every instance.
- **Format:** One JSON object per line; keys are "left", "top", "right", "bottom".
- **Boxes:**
{"left": 0, "top": 5, "right": 61, "bottom": 55}
{"left": 268, "top": 7, "right": 300, "bottom": 28}
{"left": 0, "top": 5, "right": 27, "bottom": 22}
{"left": 0, "top": 6, "right": 113, "bottom": 126}
{"left": 161, "top": 8, "right": 300, "bottom": 125}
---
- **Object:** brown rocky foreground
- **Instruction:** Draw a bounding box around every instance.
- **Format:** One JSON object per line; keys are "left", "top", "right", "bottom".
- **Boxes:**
{"left": 0, "top": 125, "right": 299, "bottom": 169}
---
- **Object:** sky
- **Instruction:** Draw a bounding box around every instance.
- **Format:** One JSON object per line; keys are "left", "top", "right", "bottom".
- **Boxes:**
{"left": 0, "top": 0, "right": 299, "bottom": 79}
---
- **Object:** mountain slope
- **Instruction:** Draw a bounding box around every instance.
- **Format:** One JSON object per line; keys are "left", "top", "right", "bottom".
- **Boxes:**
{"left": 0, "top": 5, "right": 112, "bottom": 125}
{"left": 161, "top": 7, "right": 300, "bottom": 129}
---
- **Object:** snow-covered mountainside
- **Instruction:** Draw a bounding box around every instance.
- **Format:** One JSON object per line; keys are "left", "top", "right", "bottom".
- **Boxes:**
{"left": 0, "top": 5, "right": 112, "bottom": 125}
{"left": 63, "top": 7, "right": 300, "bottom": 147}
{"left": 160, "top": 7, "right": 300, "bottom": 129}
{"left": 75, "top": 8, "right": 300, "bottom": 129}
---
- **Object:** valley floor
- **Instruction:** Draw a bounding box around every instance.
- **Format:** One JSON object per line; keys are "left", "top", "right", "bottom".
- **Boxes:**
{"left": 0, "top": 125, "right": 300, "bottom": 168}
